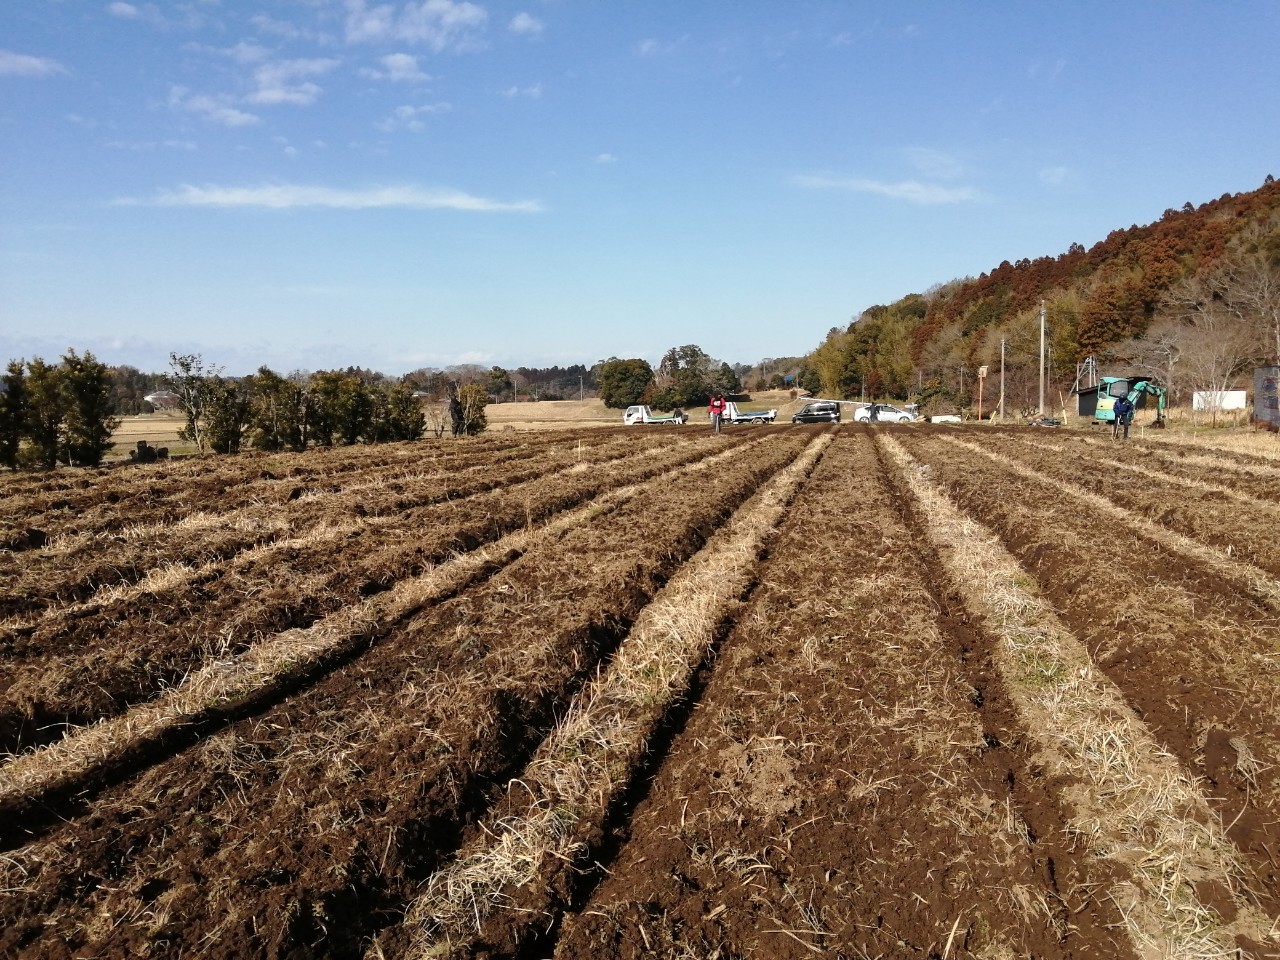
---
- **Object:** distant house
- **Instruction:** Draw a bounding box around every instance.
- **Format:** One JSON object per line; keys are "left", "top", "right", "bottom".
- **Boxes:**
{"left": 143, "top": 390, "right": 182, "bottom": 411}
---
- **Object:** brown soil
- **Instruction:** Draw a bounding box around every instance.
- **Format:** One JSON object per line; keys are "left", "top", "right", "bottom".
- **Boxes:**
{"left": 1, "top": 425, "right": 1276, "bottom": 959}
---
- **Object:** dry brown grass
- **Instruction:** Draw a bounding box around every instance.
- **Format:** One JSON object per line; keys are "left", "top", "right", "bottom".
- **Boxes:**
{"left": 0, "top": 435, "right": 775, "bottom": 817}
{"left": 879, "top": 433, "right": 1278, "bottom": 958}
{"left": 1143, "top": 428, "right": 1280, "bottom": 461}
{"left": 397, "top": 432, "right": 833, "bottom": 958}
{"left": 939, "top": 435, "right": 1280, "bottom": 614}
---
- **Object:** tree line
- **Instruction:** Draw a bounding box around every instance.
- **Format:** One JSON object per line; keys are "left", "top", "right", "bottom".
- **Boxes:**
{"left": 595, "top": 344, "right": 747, "bottom": 409}
{"left": 800, "top": 175, "right": 1280, "bottom": 416}
{"left": 1, "top": 350, "right": 119, "bottom": 469}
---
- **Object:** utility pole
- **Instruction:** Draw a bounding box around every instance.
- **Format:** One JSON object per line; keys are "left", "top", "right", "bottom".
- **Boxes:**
{"left": 999, "top": 339, "right": 1006, "bottom": 420}
{"left": 1038, "top": 300, "right": 1047, "bottom": 417}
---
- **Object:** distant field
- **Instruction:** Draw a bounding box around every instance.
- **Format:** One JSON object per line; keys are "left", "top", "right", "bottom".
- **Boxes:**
{"left": 108, "top": 412, "right": 192, "bottom": 459}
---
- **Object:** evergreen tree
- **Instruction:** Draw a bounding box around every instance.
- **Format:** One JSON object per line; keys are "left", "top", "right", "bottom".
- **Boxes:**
{"left": 60, "top": 349, "right": 120, "bottom": 467}
{"left": 249, "top": 366, "right": 306, "bottom": 452}
{"left": 596, "top": 358, "right": 654, "bottom": 408}
{"left": 203, "top": 378, "right": 250, "bottom": 454}
{"left": 23, "top": 358, "right": 65, "bottom": 470}
{"left": 0, "top": 361, "right": 27, "bottom": 470}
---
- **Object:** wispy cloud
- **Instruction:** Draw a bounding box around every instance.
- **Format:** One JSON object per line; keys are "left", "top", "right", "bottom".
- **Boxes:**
{"left": 903, "top": 147, "right": 963, "bottom": 180}
{"left": 107, "top": 2, "right": 141, "bottom": 19}
{"left": 344, "top": 0, "right": 488, "bottom": 52}
{"left": 360, "top": 52, "right": 430, "bottom": 82}
{"left": 0, "top": 50, "right": 69, "bottom": 77}
{"left": 248, "top": 58, "right": 340, "bottom": 106}
{"left": 793, "top": 174, "right": 980, "bottom": 205}
{"left": 509, "top": 12, "right": 543, "bottom": 36}
{"left": 374, "top": 102, "right": 451, "bottom": 132}
{"left": 120, "top": 183, "right": 543, "bottom": 213}
{"left": 637, "top": 36, "right": 688, "bottom": 57}
{"left": 502, "top": 83, "right": 541, "bottom": 98}
{"left": 168, "top": 86, "right": 260, "bottom": 126}
{"left": 595, "top": 153, "right": 617, "bottom": 164}
{"left": 105, "top": 138, "right": 197, "bottom": 152}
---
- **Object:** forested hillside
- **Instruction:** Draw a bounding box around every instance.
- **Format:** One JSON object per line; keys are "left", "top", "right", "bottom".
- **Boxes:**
{"left": 805, "top": 174, "right": 1280, "bottom": 416}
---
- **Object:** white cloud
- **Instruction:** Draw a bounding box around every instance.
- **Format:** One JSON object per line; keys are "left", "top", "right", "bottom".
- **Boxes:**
{"left": 250, "top": 15, "right": 317, "bottom": 42}
{"left": 361, "top": 52, "right": 430, "bottom": 82}
{"left": 225, "top": 41, "right": 273, "bottom": 65}
{"left": 792, "top": 174, "right": 980, "bottom": 205}
{"left": 105, "top": 138, "right": 197, "bottom": 151}
{"left": 509, "top": 12, "right": 543, "bottom": 36}
{"left": 502, "top": 83, "right": 541, "bottom": 98}
{"left": 169, "top": 85, "right": 260, "bottom": 126}
{"left": 107, "top": 2, "right": 140, "bottom": 18}
{"left": 0, "top": 50, "right": 69, "bottom": 77}
{"left": 636, "top": 35, "right": 690, "bottom": 57}
{"left": 595, "top": 153, "right": 617, "bottom": 164}
{"left": 123, "top": 182, "right": 543, "bottom": 213}
{"left": 344, "top": 0, "right": 488, "bottom": 52}
{"left": 375, "top": 102, "right": 451, "bottom": 132}
{"left": 248, "top": 58, "right": 340, "bottom": 106}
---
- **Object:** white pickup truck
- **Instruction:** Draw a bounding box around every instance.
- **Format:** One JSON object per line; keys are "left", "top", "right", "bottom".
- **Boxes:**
{"left": 720, "top": 401, "right": 777, "bottom": 425}
{"left": 624, "top": 405, "right": 688, "bottom": 425}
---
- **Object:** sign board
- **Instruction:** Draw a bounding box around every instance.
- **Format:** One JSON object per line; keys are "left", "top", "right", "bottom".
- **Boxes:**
{"left": 977, "top": 365, "right": 988, "bottom": 378}
{"left": 1192, "top": 390, "right": 1247, "bottom": 411}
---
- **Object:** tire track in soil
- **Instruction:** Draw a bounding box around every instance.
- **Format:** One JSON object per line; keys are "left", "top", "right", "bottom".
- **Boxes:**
{"left": 880, "top": 433, "right": 1278, "bottom": 958}
{"left": 0, "top": 434, "right": 775, "bottom": 847}
{"left": 0, "top": 433, "right": 812, "bottom": 960}
{"left": 542, "top": 430, "right": 1130, "bottom": 960}
{"left": 895, "top": 431, "right": 1280, "bottom": 926}
{"left": 0, "top": 435, "right": 735, "bottom": 756}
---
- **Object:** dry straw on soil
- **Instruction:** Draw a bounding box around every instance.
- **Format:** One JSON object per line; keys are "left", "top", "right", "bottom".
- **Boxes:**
{"left": 878, "top": 434, "right": 1278, "bottom": 959}
{"left": 0, "top": 437, "right": 771, "bottom": 815}
{"left": 393, "top": 432, "right": 833, "bottom": 958}
{"left": 938, "top": 436, "right": 1280, "bottom": 615}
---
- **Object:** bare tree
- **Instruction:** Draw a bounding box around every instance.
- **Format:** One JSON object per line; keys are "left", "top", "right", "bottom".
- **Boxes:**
{"left": 1215, "top": 252, "right": 1280, "bottom": 362}
{"left": 1108, "top": 316, "right": 1183, "bottom": 406}
{"left": 1160, "top": 274, "right": 1261, "bottom": 425}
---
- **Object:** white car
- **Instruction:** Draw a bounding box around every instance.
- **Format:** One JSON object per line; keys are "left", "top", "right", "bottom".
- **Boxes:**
{"left": 853, "top": 403, "right": 916, "bottom": 423}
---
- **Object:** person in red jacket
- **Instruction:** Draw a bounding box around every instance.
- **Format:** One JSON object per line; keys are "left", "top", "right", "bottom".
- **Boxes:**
{"left": 708, "top": 395, "right": 727, "bottom": 433}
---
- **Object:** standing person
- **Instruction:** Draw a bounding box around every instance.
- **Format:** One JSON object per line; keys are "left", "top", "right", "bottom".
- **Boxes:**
{"left": 867, "top": 403, "right": 879, "bottom": 424}
{"left": 708, "top": 394, "right": 727, "bottom": 433}
{"left": 1113, "top": 395, "right": 1134, "bottom": 439}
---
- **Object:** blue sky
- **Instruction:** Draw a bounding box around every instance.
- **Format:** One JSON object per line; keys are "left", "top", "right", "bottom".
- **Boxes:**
{"left": 3, "top": 1, "right": 1279, "bottom": 376}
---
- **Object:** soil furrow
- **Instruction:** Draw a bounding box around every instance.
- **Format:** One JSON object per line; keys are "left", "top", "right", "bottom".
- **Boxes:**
{"left": 0, "top": 435, "right": 749, "bottom": 756}
{"left": 896, "top": 431, "right": 1280, "bottom": 920}
{"left": 551, "top": 431, "right": 1125, "bottom": 960}
{"left": 0, "top": 433, "right": 810, "bottom": 960}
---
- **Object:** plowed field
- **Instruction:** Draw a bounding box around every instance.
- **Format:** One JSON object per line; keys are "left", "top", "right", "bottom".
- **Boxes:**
{"left": 2, "top": 425, "right": 1279, "bottom": 959}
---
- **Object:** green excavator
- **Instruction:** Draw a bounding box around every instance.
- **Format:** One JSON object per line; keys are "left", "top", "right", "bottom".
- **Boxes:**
{"left": 1077, "top": 376, "right": 1168, "bottom": 427}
